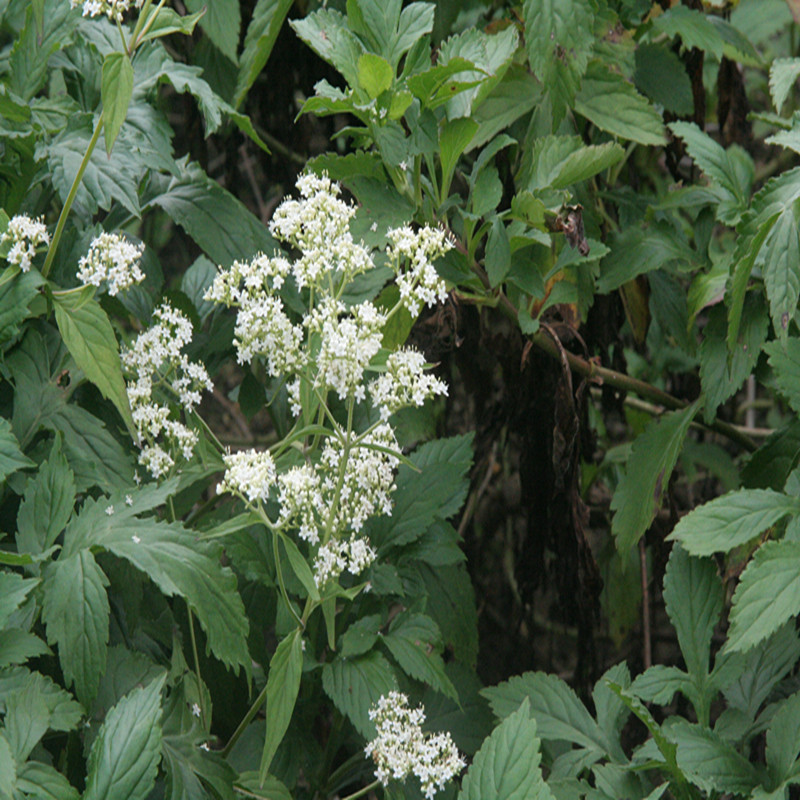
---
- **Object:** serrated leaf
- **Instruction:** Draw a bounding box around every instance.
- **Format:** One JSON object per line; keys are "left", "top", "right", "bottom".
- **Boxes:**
{"left": 15, "top": 761, "right": 80, "bottom": 800}
{"left": 663, "top": 546, "right": 722, "bottom": 679}
{"left": 0, "top": 734, "right": 13, "bottom": 799}
{"left": 0, "top": 668, "right": 84, "bottom": 733}
{"left": 0, "top": 417, "right": 34, "bottom": 482}
{"left": 383, "top": 613, "right": 457, "bottom": 701}
{"left": 84, "top": 675, "right": 166, "bottom": 800}
{"left": 357, "top": 53, "right": 393, "bottom": 99}
{"left": 742, "top": 419, "right": 800, "bottom": 490}
{"left": 235, "top": 0, "right": 294, "bottom": 105}
{"left": 0, "top": 629, "right": 50, "bottom": 668}
{"left": 322, "top": 651, "right": 397, "bottom": 738}
{"left": 261, "top": 629, "right": 303, "bottom": 780}
{"left": 726, "top": 540, "right": 800, "bottom": 653}
{"left": 0, "top": 573, "right": 38, "bottom": 629}
{"left": 101, "top": 53, "right": 133, "bottom": 154}
{"left": 341, "top": 614, "right": 382, "bottom": 658}
{"left": 290, "top": 9, "right": 364, "bottom": 88}
{"left": 651, "top": 5, "right": 723, "bottom": 58}
{"left": 4, "top": 679, "right": 50, "bottom": 762}
{"left": 575, "top": 62, "right": 666, "bottom": 146}
{"left": 629, "top": 665, "right": 693, "bottom": 706}
{"left": 634, "top": 43, "right": 693, "bottom": 115}
{"left": 482, "top": 671, "right": 607, "bottom": 754}
{"left": 765, "top": 338, "right": 800, "bottom": 414}
{"left": 235, "top": 772, "right": 292, "bottom": 800}
{"left": 41, "top": 550, "right": 109, "bottom": 706}
{"left": 186, "top": 0, "right": 240, "bottom": 63}
{"left": 53, "top": 293, "right": 135, "bottom": 437}
{"left": 138, "top": 7, "right": 205, "bottom": 41}
{"left": 669, "top": 489, "right": 800, "bottom": 557}
{"left": 765, "top": 690, "right": 800, "bottom": 783}
{"left": 769, "top": 57, "right": 800, "bottom": 113}
{"left": 459, "top": 697, "right": 554, "bottom": 800}
{"left": 611, "top": 402, "right": 700, "bottom": 556}
{"left": 0, "top": 269, "right": 44, "bottom": 346}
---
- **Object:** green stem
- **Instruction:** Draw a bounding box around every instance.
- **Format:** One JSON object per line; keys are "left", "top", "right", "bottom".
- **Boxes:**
{"left": 222, "top": 683, "right": 267, "bottom": 758}
{"left": 186, "top": 606, "right": 208, "bottom": 729}
{"left": 131, "top": 0, "right": 167, "bottom": 50}
{"left": 339, "top": 779, "right": 381, "bottom": 800}
{"left": 41, "top": 111, "right": 105, "bottom": 279}
{"left": 272, "top": 530, "right": 304, "bottom": 628}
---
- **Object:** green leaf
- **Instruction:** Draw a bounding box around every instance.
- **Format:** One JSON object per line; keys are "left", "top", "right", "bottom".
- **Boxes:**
{"left": 340, "top": 614, "right": 382, "bottom": 658}
{"left": 611, "top": 402, "right": 700, "bottom": 556}
{"left": 0, "top": 668, "right": 84, "bottom": 733}
{"left": 357, "top": 53, "right": 393, "bottom": 99}
{"left": 101, "top": 53, "right": 134, "bottom": 154}
{"left": 138, "top": 7, "right": 205, "bottom": 41}
{"left": 669, "top": 489, "right": 800, "bottom": 556}
{"left": 439, "top": 118, "right": 478, "bottom": 200}
{"left": 280, "top": 533, "right": 320, "bottom": 603}
{"left": 235, "top": 772, "right": 292, "bottom": 800}
{"left": 382, "top": 612, "right": 458, "bottom": 701}
{"left": 186, "top": 0, "right": 240, "bottom": 63}
{"left": 634, "top": 43, "right": 693, "bottom": 116}
{"left": 322, "top": 651, "right": 397, "bottom": 738}
{"left": 41, "top": 550, "right": 109, "bottom": 706}
{"left": 629, "top": 664, "right": 693, "bottom": 706}
{"left": 575, "top": 61, "right": 666, "bottom": 146}
{"left": 726, "top": 540, "right": 800, "bottom": 653}
{"left": 0, "top": 735, "right": 13, "bottom": 799}
{"left": 650, "top": 5, "right": 723, "bottom": 58}
{"left": 84, "top": 675, "right": 166, "bottom": 800}
{"left": 15, "top": 761, "right": 80, "bottom": 800}
{"left": 523, "top": 0, "right": 594, "bottom": 119}
{"left": 52, "top": 293, "right": 135, "bottom": 437}
{"left": 663, "top": 546, "right": 722, "bottom": 679}
{"left": 742, "top": 419, "right": 800, "bottom": 490}
{"left": 486, "top": 219, "right": 511, "bottom": 287}
{"left": 0, "top": 417, "right": 34, "bottom": 482}
{"left": 0, "top": 269, "right": 44, "bottom": 346}
{"left": 63, "top": 499, "right": 250, "bottom": 675}
{"left": 16, "top": 435, "right": 75, "bottom": 557}
{"left": 0, "top": 573, "right": 38, "bottom": 629}
{"left": 260, "top": 629, "right": 303, "bottom": 780}
{"left": 671, "top": 720, "right": 759, "bottom": 795}
{"left": 3, "top": 680, "right": 50, "bottom": 763}
{"left": 765, "top": 338, "right": 800, "bottom": 416}
{"left": 235, "top": 0, "right": 294, "bottom": 106}
{"left": 0, "top": 629, "right": 50, "bottom": 668}
{"left": 459, "top": 697, "right": 554, "bottom": 800}
{"left": 482, "top": 671, "right": 607, "bottom": 754}
{"left": 523, "top": 136, "right": 623, "bottom": 191}
{"left": 766, "top": 690, "right": 800, "bottom": 784}
{"left": 147, "top": 159, "right": 277, "bottom": 266}
{"left": 290, "top": 9, "right": 364, "bottom": 88}
{"left": 769, "top": 57, "right": 800, "bottom": 113}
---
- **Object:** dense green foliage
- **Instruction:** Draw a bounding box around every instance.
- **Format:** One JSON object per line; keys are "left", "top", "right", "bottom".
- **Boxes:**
{"left": 3, "top": 0, "right": 800, "bottom": 799}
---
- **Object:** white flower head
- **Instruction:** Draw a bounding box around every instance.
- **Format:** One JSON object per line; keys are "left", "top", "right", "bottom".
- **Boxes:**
{"left": 370, "top": 348, "right": 448, "bottom": 421}
{"left": 277, "top": 465, "right": 324, "bottom": 543}
{"left": 1, "top": 214, "right": 50, "bottom": 272}
{"left": 219, "top": 449, "right": 277, "bottom": 505}
{"left": 70, "top": 0, "right": 144, "bottom": 21}
{"left": 365, "top": 692, "right": 464, "bottom": 799}
{"left": 77, "top": 232, "right": 145, "bottom": 296}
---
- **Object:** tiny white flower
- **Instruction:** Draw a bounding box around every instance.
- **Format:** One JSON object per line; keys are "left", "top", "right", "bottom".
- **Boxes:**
{"left": 125, "top": 495, "right": 133, "bottom": 506}
{"left": 70, "top": 0, "right": 144, "bottom": 21}
{"left": 370, "top": 222, "right": 378, "bottom": 233}
{"left": 200, "top": 742, "right": 210, "bottom": 752}
{"left": 219, "top": 449, "right": 277, "bottom": 505}
{"left": 131, "top": 535, "right": 141, "bottom": 544}
{"left": 399, "top": 160, "right": 408, "bottom": 171}
{"left": 191, "top": 703, "right": 201, "bottom": 717}
{"left": 77, "top": 232, "right": 145, "bottom": 296}
{"left": 105, "top": 505, "right": 114, "bottom": 516}
{"left": 1, "top": 214, "right": 50, "bottom": 272}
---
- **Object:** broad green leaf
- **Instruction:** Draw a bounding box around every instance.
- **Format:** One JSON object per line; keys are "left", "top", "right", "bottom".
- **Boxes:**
{"left": 707, "top": 15, "right": 762, "bottom": 67}
{"left": 186, "top": 0, "right": 240, "bottom": 63}
{"left": 671, "top": 720, "right": 758, "bottom": 795}
{"left": 726, "top": 540, "right": 800, "bottom": 652}
{"left": 650, "top": 5, "right": 723, "bottom": 58}
{"left": 523, "top": 0, "right": 594, "bottom": 119}
{"left": 742, "top": 419, "right": 800, "bottom": 490}
{"left": 523, "top": 136, "right": 623, "bottom": 191}
{"left": 486, "top": 219, "right": 511, "bottom": 287}
{"left": 459, "top": 698, "right": 554, "bottom": 800}
{"left": 139, "top": 7, "right": 205, "bottom": 41}
{"left": 340, "top": 614, "right": 382, "bottom": 658}
{"left": 365, "top": 434, "right": 473, "bottom": 550}
{"left": 634, "top": 43, "right": 693, "bottom": 116}
{"left": 0, "top": 260, "right": 44, "bottom": 345}
{"left": 611, "top": 402, "right": 700, "bottom": 556}
{"left": 663, "top": 546, "right": 722, "bottom": 679}
{"left": 760, "top": 204, "right": 800, "bottom": 339}
{"left": 0, "top": 417, "right": 34, "bottom": 482}
{"left": 482, "top": 671, "right": 607, "bottom": 754}
{"left": 0, "top": 572, "right": 38, "bottom": 629}
{"left": 84, "top": 675, "right": 166, "bottom": 800}
{"left": 765, "top": 338, "right": 800, "bottom": 413}
{"left": 669, "top": 121, "right": 753, "bottom": 225}
{"left": 357, "top": 53, "right": 393, "bottom": 99}
{"left": 16, "top": 434, "right": 75, "bottom": 557}
{"left": 260, "top": 629, "right": 303, "bottom": 780}
{"left": 322, "top": 651, "right": 397, "bottom": 738}
{"left": 63, "top": 500, "right": 250, "bottom": 675}
{"left": 52, "top": 292, "right": 135, "bottom": 437}
{"left": 766, "top": 690, "right": 800, "bottom": 783}
{"left": 407, "top": 57, "right": 483, "bottom": 110}
{"left": 575, "top": 62, "right": 666, "bottom": 146}
{"left": 235, "top": 772, "right": 292, "bottom": 800}
{"left": 383, "top": 612, "right": 457, "bottom": 701}
{"left": 552, "top": 142, "right": 624, "bottom": 190}
{"left": 669, "top": 489, "right": 800, "bottom": 556}
{"left": 291, "top": 9, "right": 364, "bottom": 88}
{"left": 591, "top": 663, "right": 631, "bottom": 763}
{"left": 597, "top": 223, "right": 697, "bottom": 293}
{"left": 440, "top": 118, "right": 478, "bottom": 200}
{"left": 0, "top": 669, "right": 84, "bottom": 732}
{"left": 101, "top": 53, "right": 134, "bottom": 154}
{"left": 0, "top": 629, "right": 49, "bottom": 668}
{"left": 280, "top": 533, "right": 320, "bottom": 603}
{"left": 147, "top": 159, "right": 277, "bottom": 266}
{"left": 235, "top": 0, "right": 294, "bottom": 106}
{"left": 770, "top": 57, "right": 800, "bottom": 113}
{"left": 15, "top": 761, "right": 79, "bottom": 800}
{"left": 4, "top": 680, "right": 50, "bottom": 762}
{"left": 629, "top": 665, "right": 693, "bottom": 706}
{"left": 0, "top": 734, "right": 13, "bottom": 799}
{"left": 41, "top": 549, "right": 109, "bottom": 706}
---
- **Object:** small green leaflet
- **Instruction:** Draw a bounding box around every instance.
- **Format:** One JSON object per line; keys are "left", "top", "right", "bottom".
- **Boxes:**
{"left": 101, "top": 53, "right": 133, "bottom": 154}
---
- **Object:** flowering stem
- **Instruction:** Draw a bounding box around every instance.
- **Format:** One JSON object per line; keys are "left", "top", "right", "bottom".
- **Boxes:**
{"left": 41, "top": 110, "right": 105, "bottom": 279}
{"left": 338, "top": 779, "right": 381, "bottom": 800}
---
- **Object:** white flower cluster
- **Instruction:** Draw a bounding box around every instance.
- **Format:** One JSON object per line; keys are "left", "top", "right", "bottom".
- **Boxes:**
{"left": 370, "top": 349, "right": 449, "bottom": 421}
{"left": 70, "top": 0, "right": 144, "bottom": 21}
{"left": 365, "top": 692, "right": 465, "bottom": 800}
{"left": 122, "top": 303, "right": 212, "bottom": 478}
{"left": 219, "top": 450, "right": 276, "bottom": 505}
{"left": 1, "top": 215, "right": 50, "bottom": 272}
{"left": 386, "top": 226, "right": 453, "bottom": 317}
{"left": 277, "top": 465, "right": 324, "bottom": 544}
{"left": 313, "top": 534, "right": 377, "bottom": 588}
{"left": 77, "top": 232, "right": 145, "bottom": 296}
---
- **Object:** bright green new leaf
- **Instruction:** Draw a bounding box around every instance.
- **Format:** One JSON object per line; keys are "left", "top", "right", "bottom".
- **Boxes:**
{"left": 84, "top": 676, "right": 166, "bottom": 800}
{"left": 575, "top": 62, "right": 666, "bottom": 146}
{"left": 769, "top": 57, "right": 800, "bottom": 113}
{"left": 669, "top": 489, "right": 800, "bottom": 557}
{"left": 53, "top": 292, "right": 135, "bottom": 437}
{"left": 41, "top": 550, "right": 109, "bottom": 706}
{"left": 357, "top": 53, "right": 394, "bottom": 99}
{"left": 611, "top": 402, "right": 700, "bottom": 555}
{"left": 726, "top": 540, "right": 800, "bottom": 652}
{"left": 260, "top": 629, "right": 303, "bottom": 780}
{"left": 101, "top": 53, "right": 133, "bottom": 154}
{"left": 459, "top": 698, "right": 555, "bottom": 800}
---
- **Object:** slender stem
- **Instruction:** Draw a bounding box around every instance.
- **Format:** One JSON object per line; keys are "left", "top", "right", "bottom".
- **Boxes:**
{"left": 272, "top": 530, "right": 304, "bottom": 628}
{"left": 115, "top": 17, "right": 128, "bottom": 52}
{"left": 222, "top": 683, "right": 267, "bottom": 758}
{"left": 339, "top": 779, "right": 381, "bottom": 800}
{"left": 639, "top": 540, "right": 651, "bottom": 671}
{"left": 187, "top": 606, "right": 208, "bottom": 729}
{"left": 42, "top": 111, "right": 105, "bottom": 279}
{"left": 131, "top": 0, "right": 167, "bottom": 50}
